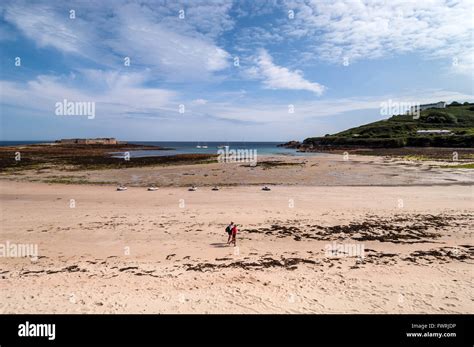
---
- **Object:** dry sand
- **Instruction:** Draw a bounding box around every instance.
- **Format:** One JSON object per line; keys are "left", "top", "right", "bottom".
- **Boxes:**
{"left": 0, "top": 169, "right": 472, "bottom": 313}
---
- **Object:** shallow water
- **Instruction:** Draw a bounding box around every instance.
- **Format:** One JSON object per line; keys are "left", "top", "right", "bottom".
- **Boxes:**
{"left": 111, "top": 141, "right": 326, "bottom": 158}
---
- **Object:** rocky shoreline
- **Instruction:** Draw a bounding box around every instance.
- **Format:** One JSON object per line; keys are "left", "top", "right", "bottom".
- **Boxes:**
{"left": 0, "top": 142, "right": 216, "bottom": 172}
{"left": 278, "top": 140, "right": 474, "bottom": 160}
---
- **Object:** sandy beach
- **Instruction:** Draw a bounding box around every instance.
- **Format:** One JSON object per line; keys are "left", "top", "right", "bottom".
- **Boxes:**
{"left": 0, "top": 154, "right": 472, "bottom": 313}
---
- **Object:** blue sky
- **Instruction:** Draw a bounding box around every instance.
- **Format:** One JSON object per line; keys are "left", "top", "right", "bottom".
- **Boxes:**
{"left": 0, "top": 0, "right": 473, "bottom": 141}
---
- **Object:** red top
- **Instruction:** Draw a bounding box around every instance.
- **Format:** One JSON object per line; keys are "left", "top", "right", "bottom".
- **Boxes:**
{"left": 231, "top": 226, "right": 238, "bottom": 235}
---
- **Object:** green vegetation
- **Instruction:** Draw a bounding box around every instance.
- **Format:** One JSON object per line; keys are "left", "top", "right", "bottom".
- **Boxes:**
{"left": 439, "top": 163, "right": 474, "bottom": 169}
{"left": 402, "top": 155, "right": 432, "bottom": 161}
{"left": 304, "top": 103, "right": 474, "bottom": 148}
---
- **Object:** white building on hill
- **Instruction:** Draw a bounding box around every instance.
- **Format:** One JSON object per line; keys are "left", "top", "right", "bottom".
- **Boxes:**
{"left": 416, "top": 130, "right": 451, "bottom": 134}
{"left": 410, "top": 101, "right": 446, "bottom": 114}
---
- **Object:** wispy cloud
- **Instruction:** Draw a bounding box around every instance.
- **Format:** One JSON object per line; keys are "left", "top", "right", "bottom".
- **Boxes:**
{"left": 2, "top": 1, "right": 103, "bottom": 60}
{"left": 109, "top": 2, "right": 232, "bottom": 81}
{"left": 248, "top": 49, "right": 326, "bottom": 95}
{"left": 2, "top": 0, "right": 234, "bottom": 81}
{"left": 1, "top": 70, "right": 177, "bottom": 119}
{"left": 282, "top": 0, "right": 474, "bottom": 74}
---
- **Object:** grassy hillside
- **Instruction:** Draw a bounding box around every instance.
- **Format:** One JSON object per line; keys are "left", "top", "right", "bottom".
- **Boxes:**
{"left": 304, "top": 102, "right": 474, "bottom": 148}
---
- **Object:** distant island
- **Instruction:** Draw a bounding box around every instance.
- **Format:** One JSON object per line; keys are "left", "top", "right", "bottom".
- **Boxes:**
{"left": 281, "top": 101, "right": 474, "bottom": 151}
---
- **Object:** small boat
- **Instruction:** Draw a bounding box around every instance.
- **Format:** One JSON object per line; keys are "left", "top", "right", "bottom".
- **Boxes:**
{"left": 117, "top": 185, "right": 127, "bottom": 191}
{"left": 202, "top": 145, "right": 208, "bottom": 149}
{"left": 217, "top": 145, "right": 226, "bottom": 149}
{"left": 262, "top": 186, "right": 271, "bottom": 191}
{"left": 196, "top": 145, "right": 202, "bottom": 148}
{"left": 147, "top": 186, "right": 158, "bottom": 191}
{"left": 188, "top": 185, "right": 197, "bottom": 191}
{"left": 211, "top": 186, "right": 219, "bottom": 191}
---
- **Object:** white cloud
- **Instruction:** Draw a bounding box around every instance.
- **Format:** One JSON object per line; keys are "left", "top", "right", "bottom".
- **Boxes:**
{"left": 2, "top": 0, "right": 233, "bottom": 81}
{"left": 109, "top": 2, "right": 231, "bottom": 81}
{"left": 1, "top": 71, "right": 177, "bottom": 118}
{"left": 2, "top": 71, "right": 473, "bottom": 140}
{"left": 3, "top": 2, "right": 99, "bottom": 58}
{"left": 170, "top": 0, "right": 235, "bottom": 38}
{"left": 234, "top": 26, "right": 284, "bottom": 52}
{"left": 251, "top": 49, "right": 326, "bottom": 95}
{"left": 192, "top": 98, "right": 208, "bottom": 105}
{"left": 179, "top": 89, "right": 474, "bottom": 124}
{"left": 282, "top": 0, "right": 474, "bottom": 74}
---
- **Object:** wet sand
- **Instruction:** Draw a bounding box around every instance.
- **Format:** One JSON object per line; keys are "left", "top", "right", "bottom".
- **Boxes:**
{"left": 3, "top": 153, "right": 474, "bottom": 187}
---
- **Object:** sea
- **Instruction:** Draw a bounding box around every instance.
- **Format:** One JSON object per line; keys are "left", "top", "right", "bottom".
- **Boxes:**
{"left": 0, "top": 141, "right": 325, "bottom": 157}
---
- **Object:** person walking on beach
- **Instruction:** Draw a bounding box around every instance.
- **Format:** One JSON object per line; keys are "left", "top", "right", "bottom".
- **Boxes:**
{"left": 230, "top": 224, "right": 238, "bottom": 247}
{"left": 226, "top": 222, "right": 234, "bottom": 244}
